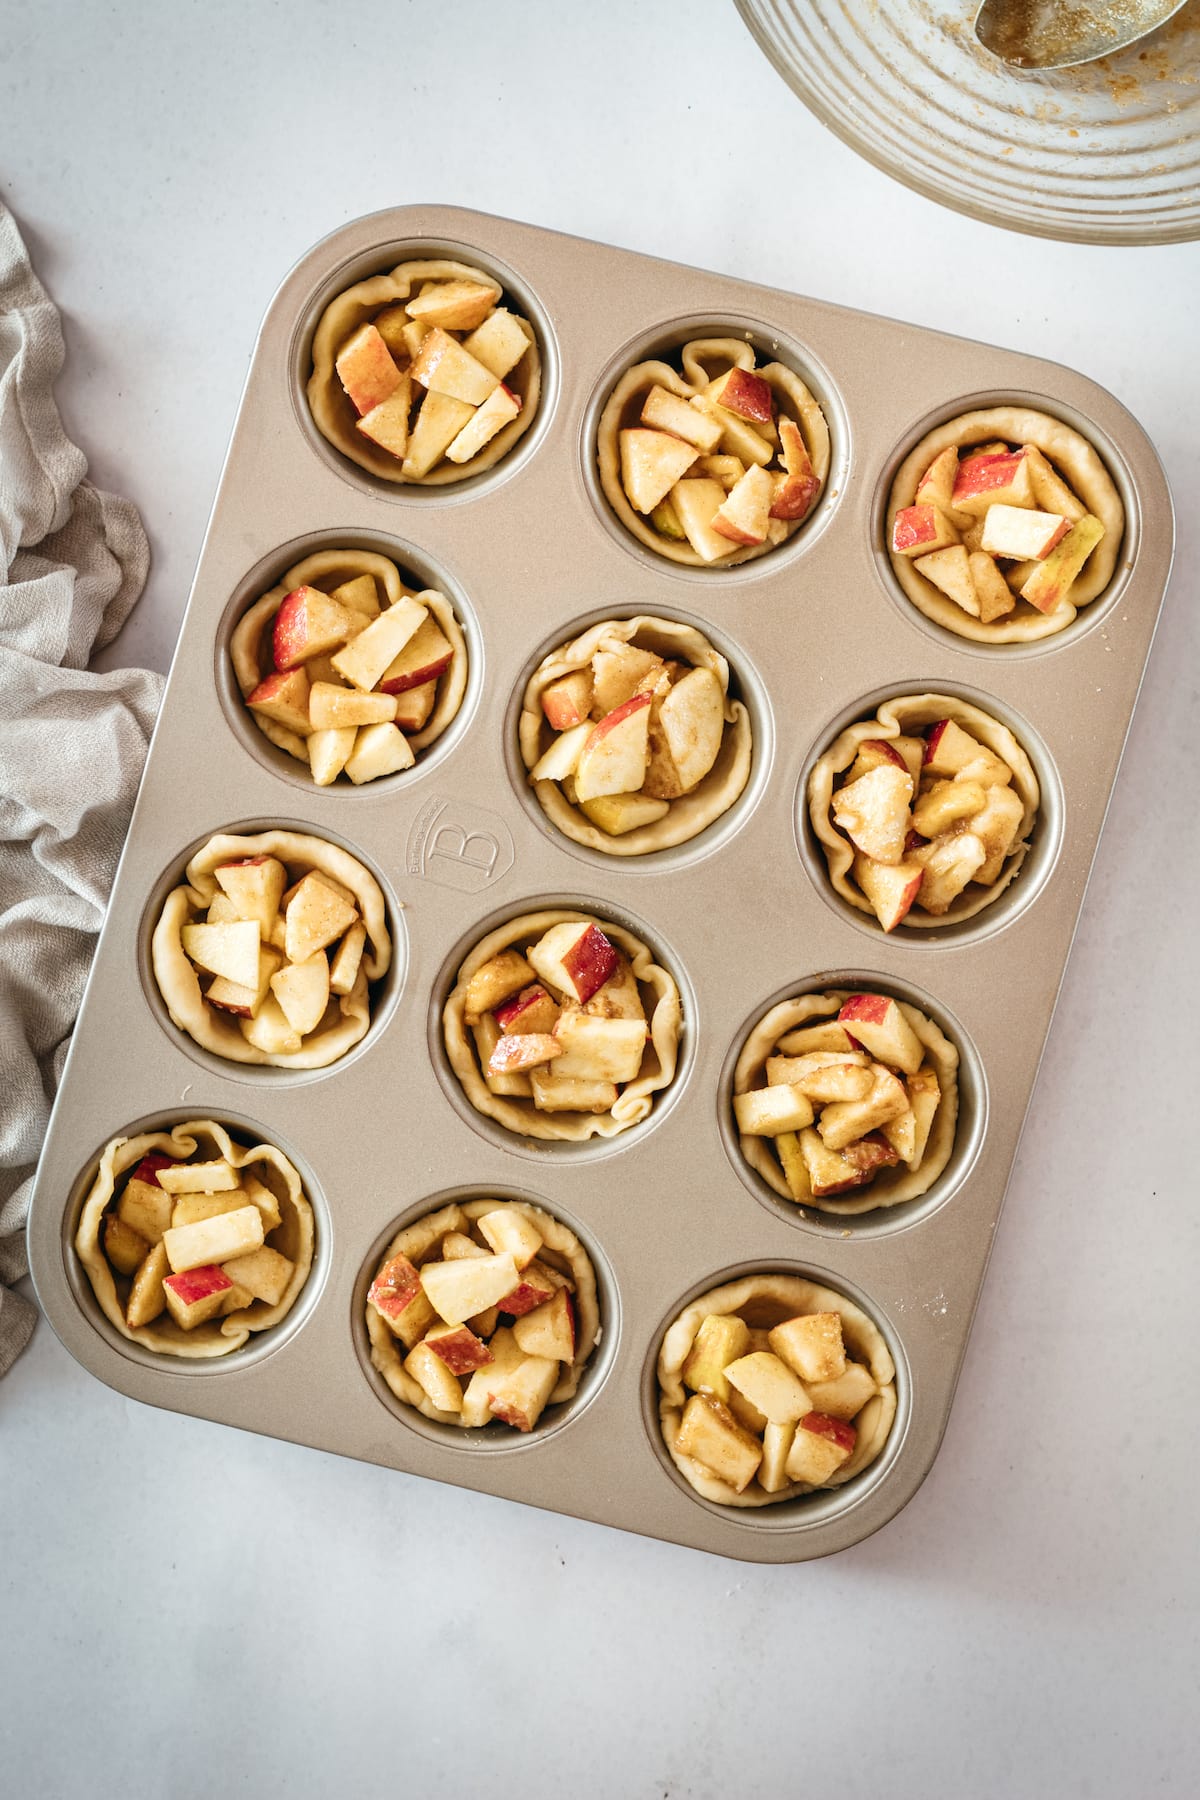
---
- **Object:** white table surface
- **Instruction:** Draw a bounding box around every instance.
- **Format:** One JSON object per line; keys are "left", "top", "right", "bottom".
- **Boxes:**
{"left": 3, "top": 4, "right": 1198, "bottom": 1795}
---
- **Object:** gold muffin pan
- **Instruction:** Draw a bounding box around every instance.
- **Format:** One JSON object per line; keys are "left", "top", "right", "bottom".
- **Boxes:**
{"left": 27, "top": 206, "right": 1173, "bottom": 1561}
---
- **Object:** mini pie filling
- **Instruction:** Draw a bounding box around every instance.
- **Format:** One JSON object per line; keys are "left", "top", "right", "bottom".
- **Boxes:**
{"left": 74, "top": 1120, "right": 314, "bottom": 1358}
{"left": 365, "top": 1198, "right": 600, "bottom": 1432}
{"left": 152, "top": 830, "right": 391, "bottom": 1069}
{"left": 658, "top": 1273, "right": 897, "bottom": 1506}
{"left": 307, "top": 258, "right": 539, "bottom": 485}
{"left": 230, "top": 549, "right": 466, "bottom": 787}
{"left": 808, "top": 694, "right": 1040, "bottom": 930}
{"left": 887, "top": 407, "right": 1124, "bottom": 642}
{"left": 597, "top": 336, "right": 830, "bottom": 566}
{"left": 518, "top": 615, "right": 752, "bottom": 854}
{"left": 442, "top": 910, "right": 681, "bottom": 1142}
{"left": 734, "top": 990, "right": 958, "bottom": 1212}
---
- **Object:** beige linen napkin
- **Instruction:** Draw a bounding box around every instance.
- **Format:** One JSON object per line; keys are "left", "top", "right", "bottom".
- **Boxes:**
{"left": 0, "top": 201, "right": 162, "bottom": 1374}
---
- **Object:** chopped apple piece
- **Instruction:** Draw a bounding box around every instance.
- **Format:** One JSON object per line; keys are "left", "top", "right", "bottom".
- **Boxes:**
{"left": 461, "top": 308, "right": 530, "bottom": 379}
{"left": 579, "top": 791, "right": 670, "bottom": 835}
{"left": 446, "top": 382, "right": 521, "bottom": 463}
{"left": 528, "top": 1068, "right": 618, "bottom": 1113}
{"left": 378, "top": 616, "right": 454, "bottom": 695}
{"left": 247, "top": 669, "right": 311, "bottom": 737}
{"left": 981, "top": 504, "right": 1071, "bottom": 561}
{"left": 847, "top": 738, "right": 906, "bottom": 783}
{"left": 591, "top": 645, "right": 664, "bottom": 715}
{"left": 619, "top": 428, "right": 699, "bottom": 514}
{"left": 770, "top": 1053, "right": 871, "bottom": 1105}
{"left": 712, "top": 464, "right": 774, "bottom": 546}
{"left": 528, "top": 921, "right": 618, "bottom": 1005}
{"left": 670, "top": 477, "right": 734, "bottom": 562}
{"left": 424, "top": 1322, "right": 494, "bottom": 1376}
{"left": 272, "top": 586, "right": 358, "bottom": 673}
{"left": 477, "top": 1208, "right": 543, "bottom": 1269}
{"left": 220, "top": 1245, "right": 293, "bottom": 1307}
{"left": 574, "top": 693, "right": 652, "bottom": 803}
{"left": 408, "top": 327, "right": 499, "bottom": 407}
{"left": 911, "top": 832, "right": 987, "bottom": 913}
{"left": 327, "top": 921, "right": 366, "bottom": 998}
{"left": 785, "top": 1413, "right": 856, "bottom": 1485}
{"left": 796, "top": 1127, "right": 872, "bottom": 1198}
{"left": 676, "top": 1394, "right": 762, "bottom": 1492}
{"left": 240, "top": 1173, "right": 283, "bottom": 1233}
{"left": 530, "top": 720, "right": 590, "bottom": 784}
{"left": 512, "top": 1287, "right": 574, "bottom": 1362}
{"left": 345, "top": 721, "right": 415, "bottom": 784}
{"left": 691, "top": 393, "right": 773, "bottom": 466}
{"left": 356, "top": 377, "right": 412, "bottom": 460}
{"left": 169, "top": 1191, "right": 248, "bottom": 1230}
{"left": 818, "top": 1064, "right": 909, "bottom": 1150}
{"left": 214, "top": 857, "right": 287, "bottom": 939}
{"left": 103, "top": 1213, "right": 149, "bottom": 1276}
{"left": 775, "top": 1022, "right": 853, "bottom": 1056}
{"left": 283, "top": 872, "right": 358, "bottom": 966}
{"left": 725, "top": 1352, "right": 812, "bottom": 1425}
{"left": 640, "top": 383, "right": 723, "bottom": 450}
{"left": 914, "top": 445, "right": 959, "bottom": 513}
{"left": 369, "top": 1253, "right": 433, "bottom": 1340}
{"left": 914, "top": 544, "right": 980, "bottom": 617}
{"left": 951, "top": 449, "right": 1034, "bottom": 515}
{"left": 699, "top": 454, "right": 746, "bottom": 492}
{"left": 580, "top": 952, "right": 644, "bottom": 1023}
{"left": 162, "top": 1206, "right": 264, "bottom": 1275}
{"left": 807, "top": 1363, "right": 877, "bottom": 1421}
{"left": 304, "top": 725, "right": 355, "bottom": 787}
{"left": 181, "top": 920, "right": 262, "bottom": 991}
{"left": 774, "top": 1130, "right": 812, "bottom": 1201}
{"left": 968, "top": 551, "right": 1017, "bottom": 623}
{"left": 419, "top": 1253, "right": 519, "bottom": 1326}
{"left": 832, "top": 765, "right": 913, "bottom": 865}
{"left": 401, "top": 390, "right": 475, "bottom": 478}
{"left": 550, "top": 1012, "right": 647, "bottom": 1085}
{"left": 405, "top": 1339, "right": 464, "bottom": 1413}
{"left": 854, "top": 854, "right": 924, "bottom": 932}
{"left": 269, "top": 952, "right": 330, "bottom": 1037}
{"left": 329, "top": 574, "right": 381, "bottom": 620}
{"left": 463, "top": 950, "right": 534, "bottom": 1022}
{"left": 841, "top": 1132, "right": 902, "bottom": 1174}
{"left": 770, "top": 417, "right": 820, "bottom": 520}
{"left": 125, "top": 1241, "right": 168, "bottom": 1328}
{"left": 541, "top": 669, "right": 594, "bottom": 731}
{"left": 459, "top": 1327, "right": 522, "bottom": 1427}
{"left": 117, "top": 1177, "right": 175, "bottom": 1245}
{"left": 494, "top": 983, "right": 560, "bottom": 1036}
{"left": 496, "top": 1259, "right": 557, "bottom": 1318}
{"left": 329, "top": 594, "right": 427, "bottom": 693}
{"left": 1019, "top": 514, "right": 1105, "bottom": 612}
{"left": 486, "top": 1352, "right": 559, "bottom": 1432}
{"left": 240, "top": 994, "right": 302, "bottom": 1057}
{"left": 922, "top": 719, "right": 1010, "bottom": 785}
{"left": 682, "top": 1313, "right": 750, "bottom": 1402}
{"left": 891, "top": 504, "right": 959, "bottom": 557}
{"left": 650, "top": 496, "right": 685, "bottom": 538}
{"left": 733, "top": 1084, "right": 815, "bottom": 1136}
{"left": 161, "top": 1264, "right": 232, "bottom": 1330}
{"left": 708, "top": 367, "right": 773, "bottom": 423}
{"left": 1023, "top": 445, "right": 1087, "bottom": 522}
{"left": 837, "top": 993, "right": 925, "bottom": 1074}
{"left": 655, "top": 667, "right": 725, "bottom": 794}
{"left": 406, "top": 278, "right": 499, "bottom": 332}
{"left": 971, "top": 783, "right": 1027, "bottom": 883}
{"left": 335, "top": 323, "right": 403, "bottom": 416}
{"left": 759, "top": 1420, "right": 797, "bottom": 1493}
{"left": 906, "top": 1066, "right": 942, "bottom": 1167}
{"left": 770, "top": 1311, "right": 847, "bottom": 1384}
{"left": 308, "top": 684, "right": 397, "bottom": 731}
{"left": 487, "top": 1031, "right": 560, "bottom": 1076}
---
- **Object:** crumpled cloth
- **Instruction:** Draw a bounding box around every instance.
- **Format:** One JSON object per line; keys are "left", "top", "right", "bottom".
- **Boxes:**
{"left": 0, "top": 200, "right": 163, "bottom": 1375}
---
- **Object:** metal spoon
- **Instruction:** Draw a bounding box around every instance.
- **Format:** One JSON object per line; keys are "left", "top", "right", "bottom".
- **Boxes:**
{"left": 973, "top": 0, "right": 1190, "bottom": 70}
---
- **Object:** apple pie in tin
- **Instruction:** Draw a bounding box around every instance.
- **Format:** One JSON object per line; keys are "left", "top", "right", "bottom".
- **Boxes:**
{"left": 442, "top": 909, "right": 681, "bottom": 1142}
{"left": 808, "top": 694, "right": 1040, "bottom": 931}
{"left": 887, "top": 405, "right": 1124, "bottom": 643}
{"left": 152, "top": 830, "right": 391, "bottom": 1069}
{"left": 658, "top": 1273, "right": 897, "bottom": 1508}
{"left": 733, "top": 990, "right": 958, "bottom": 1214}
{"left": 75, "top": 1119, "right": 314, "bottom": 1359}
{"left": 366, "top": 1198, "right": 600, "bottom": 1433}
{"left": 597, "top": 336, "right": 829, "bottom": 567}
{"left": 307, "top": 258, "right": 540, "bottom": 486}
{"left": 231, "top": 548, "right": 466, "bottom": 787}
{"left": 518, "top": 615, "right": 752, "bottom": 854}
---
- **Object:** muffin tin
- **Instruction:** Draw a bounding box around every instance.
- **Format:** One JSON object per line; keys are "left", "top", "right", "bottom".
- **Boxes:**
{"left": 26, "top": 206, "right": 1174, "bottom": 1561}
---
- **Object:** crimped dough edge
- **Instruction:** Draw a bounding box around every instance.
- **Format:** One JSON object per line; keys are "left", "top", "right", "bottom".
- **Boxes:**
{"left": 74, "top": 1119, "right": 314, "bottom": 1359}
{"left": 442, "top": 909, "right": 681, "bottom": 1141}
{"left": 597, "top": 336, "right": 830, "bottom": 568}
{"left": 151, "top": 830, "right": 394, "bottom": 1069}
{"left": 229, "top": 547, "right": 467, "bottom": 768}
{"left": 365, "top": 1198, "right": 601, "bottom": 1427}
{"left": 658, "top": 1272, "right": 898, "bottom": 1508}
{"left": 307, "top": 258, "right": 540, "bottom": 486}
{"left": 807, "top": 693, "right": 1041, "bottom": 929}
{"left": 886, "top": 405, "right": 1125, "bottom": 643}
{"left": 732, "top": 990, "right": 959, "bottom": 1214}
{"left": 518, "top": 614, "right": 752, "bottom": 855}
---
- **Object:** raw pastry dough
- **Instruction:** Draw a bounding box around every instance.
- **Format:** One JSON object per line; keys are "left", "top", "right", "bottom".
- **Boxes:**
{"left": 230, "top": 548, "right": 466, "bottom": 768}
{"left": 658, "top": 1272, "right": 897, "bottom": 1508}
{"left": 597, "top": 336, "right": 829, "bottom": 567}
{"left": 518, "top": 615, "right": 752, "bottom": 855}
{"left": 442, "top": 909, "right": 681, "bottom": 1142}
{"left": 152, "top": 829, "right": 392, "bottom": 1068}
{"left": 733, "top": 990, "right": 959, "bottom": 1214}
{"left": 307, "top": 258, "right": 540, "bottom": 485}
{"left": 366, "top": 1198, "right": 600, "bottom": 1427}
{"left": 75, "top": 1119, "right": 314, "bottom": 1359}
{"left": 887, "top": 405, "right": 1124, "bottom": 643}
{"left": 808, "top": 693, "right": 1039, "bottom": 928}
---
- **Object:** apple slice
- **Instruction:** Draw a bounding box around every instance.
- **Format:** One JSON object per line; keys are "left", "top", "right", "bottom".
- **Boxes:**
{"left": 213, "top": 857, "right": 286, "bottom": 940}
{"left": 528, "top": 921, "right": 618, "bottom": 1004}
{"left": 458, "top": 1326, "right": 521, "bottom": 1426}
{"left": 241, "top": 1173, "right": 282, "bottom": 1233}
{"left": 832, "top": 765, "right": 913, "bottom": 865}
{"left": 425, "top": 1322, "right": 494, "bottom": 1376}
{"left": 419, "top": 1253, "right": 519, "bottom": 1326}
{"left": 841, "top": 1131, "right": 902, "bottom": 1174}
{"left": 486, "top": 1031, "right": 560, "bottom": 1076}
{"left": 328, "top": 921, "right": 366, "bottom": 997}
{"left": 699, "top": 454, "right": 747, "bottom": 492}
{"left": 496, "top": 1259, "right": 557, "bottom": 1318}
{"left": 640, "top": 383, "right": 723, "bottom": 450}
{"left": 619, "top": 428, "right": 699, "bottom": 514}
{"left": 181, "top": 920, "right": 262, "bottom": 990}
{"left": 906, "top": 1066, "right": 942, "bottom": 1167}
{"left": 579, "top": 791, "right": 669, "bottom": 836}
{"left": 550, "top": 1012, "right": 647, "bottom": 1084}
{"left": 162, "top": 1205, "right": 264, "bottom": 1276}
{"left": 951, "top": 449, "right": 1034, "bottom": 515}
{"left": 330, "top": 574, "right": 381, "bottom": 620}
{"left": 486, "top": 1352, "right": 559, "bottom": 1432}
{"left": 707, "top": 367, "right": 773, "bottom": 423}
{"left": 401, "top": 390, "right": 475, "bottom": 478}
{"left": 769, "top": 1311, "right": 847, "bottom": 1384}
{"left": 968, "top": 550, "right": 1017, "bottom": 622}
{"left": 220, "top": 1245, "right": 293, "bottom": 1307}
{"left": 734, "top": 1084, "right": 816, "bottom": 1137}
{"left": 156, "top": 1158, "right": 241, "bottom": 1197}
{"left": 356, "top": 377, "right": 412, "bottom": 460}
{"left": 446, "top": 382, "right": 521, "bottom": 463}
{"left": 272, "top": 587, "right": 358, "bottom": 672}
{"left": 540, "top": 669, "right": 594, "bottom": 731}
{"left": 759, "top": 1421, "right": 797, "bottom": 1493}
{"left": 675, "top": 1394, "right": 763, "bottom": 1492}
{"left": 794, "top": 1127, "right": 871, "bottom": 1198}
{"left": 837, "top": 993, "right": 925, "bottom": 1074}
{"left": 981, "top": 505, "right": 1071, "bottom": 561}
{"left": 240, "top": 994, "right": 302, "bottom": 1057}
{"left": 378, "top": 616, "right": 454, "bottom": 696}
{"left": 1023, "top": 445, "right": 1087, "bottom": 522}
{"left": 162, "top": 1264, "right": 233, "bottom": 1330}
{"left": 512, "top": 1287, "right": 574, "bottom": 1362}
{"left": 463, "top": 950, "right": 535, "bottom": 1022}
{"left": 345, "top": 721, "right": 415, "bottom": 784}
{"left": 590, "top": 644, "right": 664, "bottom": 715}
{"left": 655, "top": 666, "right": 725, "bottom": 794}
{"left": 246, "top": 669, "right": 311, "bottom": 736}
{"left": 368, "top": 1253, "right": 432, "bottom": 1341}
{"left": 477, "top": 1208, "right": 543, "bottom": 1269}
{"left": 773, "top": 1131, "right": 811, "bottom": 1202}
{"left": 409, "top": 327, "right": 499, "bottom": 406}
{"left": 772, "top": 1055, "right": 872, "bottom": 1105}
{"left": 807, "top": 1363, "right": 877, "bottom": 1422}
{"left": 682, "top": 1314, "right": 750, "bottom": 1401}
{"left": 495, "top": 984, "right": 560, "bottom": 1036}
{"left": 912, "top": 778, "right": 987, "bottom": 838}
{"left": 168, "top": 1190, "right": 246, "bottom": 1230}
{"left": 579, "top": 952, "right": 644, "bottom": 1024}
{"left": 406, "top": 278, "right": 500, "bottom": 332}
{"left": 393, "top": 680, "right": 438, "bottom": 733}
{"left": 269, "top": 951, "right": 330, "bottom": 1038}
{"left": 712, "top": 464, "right": 774, "bottom": 546}
{"left": 462, "top": 308, "right": 530, "bottom": 380}
{"left": 910, "top": 833, "right": 987, "bottom": 912}
{"left": 725, "top": 1351, "right": 812, "bottom": 1425}
{"left": 914, "top": 445, "right": 960, "bottom": 513}
{"left": 971, "top": 783, "right": 1027, "bottom": 883}
{"left": 306, "top": 726, "right": 356, "bottom": 787}
{"left": 891, "top": 504, "right": 960, "bottom": 557}
{"left": 669, "top": 477, "right": 735, "bottom": 562}
{"left": 923, "top": 718, "right": 1010, "bottom": 784}
{"left": 117, "top": 1181, "right": 181, "bottom": 1248}
{"left": 770, "top": 417, "right": 820, "bottom": 521}
{"left": 330, "top": 594, "right": 427, "bottom": 692}
{"left": 528, "top": 1068, "right": 618, "bottom": 1113}
{"left": 404, "top": 1340, "right": 464, "bottom": 1414}
{"left": 282, "top": 873, "right": 359, "bottom": 967}
{"left": 775, "top": 1022, "right": 853, "bottom": 1055}
{"left": 914, "top": 544, "right": 980, "bottom": 617}
{"left": 125, "top": 1241, "right": 168, "bottom": 1328}
{"left": 308, "top": 684, "right": 398, "bottom": 731}
{"left": 785, "top": 1413, "right": 856, "bottom": 1485}
{"left": 335, "top": 323, "right": 403, "bottom": 416}
{"left": 1019, "top": 514, "right": 1105, "bottom": 612}
{"left": 818, "top": 1064, "right": 909, "bottom": 1150}
{"left": 573, "top": 693, "right": 652, "bottom": 803}
{"left": 103, "top": 1213, "right": 149, "bottom": 1276}
{"left": 530, "top": 720, "right": 590, "bottom": 784}
{"left": 691, "top": 393, "right": 773, "bottom": 466}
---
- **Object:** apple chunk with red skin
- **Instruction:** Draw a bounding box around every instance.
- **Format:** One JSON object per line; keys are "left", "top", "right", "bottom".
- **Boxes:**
{"left": 1019, "top": 514, "right": 1105, "bottom": 613}
{"left": 486, "top": 1352, "right": 560, "bottom": 1432}
{"left": 951, "top": 449, "right": 1034, "bottom": 516}
{"left": 891, "top": 504, "right": 959, "bottom": 557}
{"left": 708, "top": 367, "right": 774, "bottom": 424}
{"left": 712, "top": 464, "right": 774, "bottom": 546}
{"left": 247, "top": 669, "right": 311, "bottom": 737}
{"left": 495, "top": 984, "right": 560, "bottom": 1036}
{"left": 214, "top": 856, "right": 286, "bottom": 940}
{"left": 496, "top": 1259, "right": 558, "bottom": 1318}
{"left": 512, "top": 1287, "right": 574, "bottom": 1361}
{"left": 273, "top": 586, "right": 359, "bottom": 673}
{"left": 335, "top": 323, "right": 404, "bottom": 417}
{"left": 832, "top": 765, "right": 913, "bottom": 865}
{"left": 573, "top": 692, "right": 651, "bottom": 803}
{"left": 528, "top": 921, "right": 619, "bottom": 1005}
{"left": 980, "top": 505, "right": 1070, "bottom": 561}
{"left": 486, "top": 1031, "right": 560, "bottom": 1076}
{"left": 162, "top": 1264, "right": 234, "bottom": 1331}
{"left": 378, "top": 615, "right": 454, "bottom": 695}
{"left": 540, "top": 669, "right": 594, "bottom": 731}
{"left": 425, "top": 1322, "right": 494, "bottom": 1376}
{"left": 837, "top": 993, "right": 925, "bottom": 1074}
{"left": 770, "top": 417, "right": 820, "bottom": 521}
{"left": 785, "top": 1412, "right": 857, "bottom": 1485}
{"left": 368, "top": 1253, "right": 437, "bottom": 1344}
{"left": 914, "top": 445, "right": 959, "bottom": 513}
{"left": 420, "top": 1252, "right": 519, "bottom": 1326}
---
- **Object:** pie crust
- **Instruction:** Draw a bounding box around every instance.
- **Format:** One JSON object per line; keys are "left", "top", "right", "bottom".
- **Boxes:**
{"left": 518, "top": 615, "right": 752, "bottom": 855}
{"left": 75, "top": 1119, "right": 314, "bottom": 1359}
{"left": 887, "top": 405, "right": 1124, "bottom": 643}
{"left": 733, "top": 990, "right": 959, "bottom": 1213}
{"left": 442, "top": 909, "right": 681, "bottom": 1141}
{"left": 230, "top": 548, "right": 467, "bottom": 771}
{"left": 151, "top": 829, "right": 392, "bottom": 1068}
{"left": 658, "top": 1272, "right": 897, "bottom": 1507}
{"left": 808, "top": 693, "right": 1040, "bottom": 928}
{"left": 366, "top": 1198, "right": 600, "bottom": 1427}
{"left": 307, "top": 257, "right": 540, "bottom": 485}
{"left": 597, "top": 336, "right": 830, "bottom": 567}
